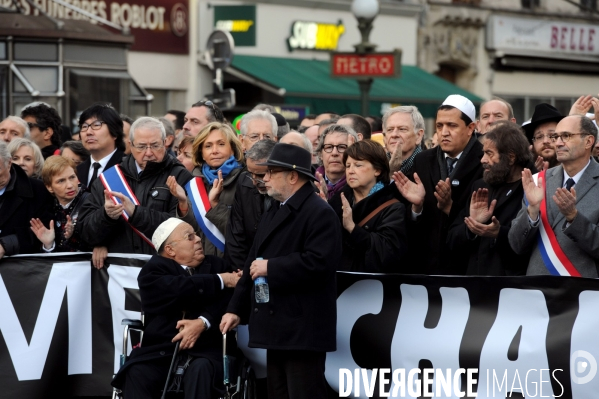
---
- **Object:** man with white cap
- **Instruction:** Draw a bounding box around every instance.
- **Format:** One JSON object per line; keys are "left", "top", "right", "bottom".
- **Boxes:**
{"left": 393, "top": 94, "right": 484, "bottom": 275}
{"left": 112, "top": 218, "right": 240, "bottom": 399}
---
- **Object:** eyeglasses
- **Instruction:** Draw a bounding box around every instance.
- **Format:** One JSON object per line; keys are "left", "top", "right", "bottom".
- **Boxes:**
{"left": 27, "top": 122, "right": 45, "bottom": 130}
{"left": 246, "top": 173, "right": 266, "bottom": 184}
{"left": 246, "top": 133, "right": 274, "bottom": 142}
{"left": 166, "top": 231, "right": 196, "bottom": 246}
{"left": 265, "top": 168, "right": 288, "bottom": 177}
{"left": 532, "top": 133, "right": 554, "bottom": 142}
{"left": 548, "top": 132, "right": 589, "bottom": 143}
{"left": 80, "top": 121, "right": 105, "bottom": 132}
{"left": 322, "top": 144, "right": 348, "bottom": 153}
{"left": 132, "top": 142, "right": 165, "bottom": 152}
{"left": 198, "top": 100, "right": 225, "bottom": 122}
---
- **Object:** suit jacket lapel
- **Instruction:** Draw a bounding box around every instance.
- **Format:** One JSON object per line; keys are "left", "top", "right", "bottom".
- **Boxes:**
{"left": 546, "top": 166, "right": 565, "bottom": 228}
{"left": 570, "top": 161, "right": 599, "bottom": 204}
{"left": 256, "top": 205, "right": 292, "bottom": 254}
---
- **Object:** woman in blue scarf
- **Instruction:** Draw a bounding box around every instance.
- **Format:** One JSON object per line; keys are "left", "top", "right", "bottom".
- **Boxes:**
{"left": 328, "top": 140, "right": 408, "bottom": 272}
{"left": 188, "top": 122, "right": 244, "bottom": 257}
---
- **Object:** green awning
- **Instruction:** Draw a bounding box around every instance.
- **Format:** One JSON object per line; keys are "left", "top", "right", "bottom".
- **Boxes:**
{"left": 230, "top": 54, "right": 483, "bottom": 117}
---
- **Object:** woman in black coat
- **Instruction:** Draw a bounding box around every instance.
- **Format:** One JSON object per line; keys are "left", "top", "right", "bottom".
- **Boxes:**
{"left": 329, "top": 140, "right": 408, "bottom": 273}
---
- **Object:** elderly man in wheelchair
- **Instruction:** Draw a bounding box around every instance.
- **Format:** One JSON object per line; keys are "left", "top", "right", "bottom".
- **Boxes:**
{"left": 111, "top": 218, "right": 241, "bottom": 399}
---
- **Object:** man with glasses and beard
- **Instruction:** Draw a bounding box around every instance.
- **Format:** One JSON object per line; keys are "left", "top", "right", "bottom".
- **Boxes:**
{"left": 523, "top": 103, "right": 563, "bottom": 171}
{"left": 447, "top": 122, "right": 531, "bottom": 275}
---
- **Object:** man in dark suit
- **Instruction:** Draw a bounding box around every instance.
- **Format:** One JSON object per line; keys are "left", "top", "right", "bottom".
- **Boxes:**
{"left": 447, "top": 121, "right": 531, "bottom": 275}
{"left": 76, "top": 103, "right": 125, "bottom": 189}
{"left": 509, "top": 115, "right": 599, "bottom": 277}
{"left": 0, "top": 142, "right": 53, "bottom": 258}
{"left": 393, "top": 94, "right": 484, "bottom": 275}
{"left": 112, "top": 218, "right": 240, "bottom": 398}
{"left": 220, "top": 143, "right": 342, "bottom": 399}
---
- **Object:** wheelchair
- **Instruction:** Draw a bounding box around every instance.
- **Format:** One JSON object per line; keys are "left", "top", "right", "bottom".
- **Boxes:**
{"left": 112, "top": 317, "right": 257, "bottom": 399}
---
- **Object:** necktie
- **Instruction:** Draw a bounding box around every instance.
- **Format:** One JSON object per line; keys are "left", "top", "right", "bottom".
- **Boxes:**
{"left": 186, "top": 267, "right": 194, "bottom": 275}
{"left": 446, "top": 157, "right": 458, "bottom": 175}
{"left": 263, "top": 195, "right": 272, "bottom": 212}
{"left": 565, "top": 178, "right": 575, "bottom": 191}
{"left": 89, "top": 162, "right": 101, "bottom": 186}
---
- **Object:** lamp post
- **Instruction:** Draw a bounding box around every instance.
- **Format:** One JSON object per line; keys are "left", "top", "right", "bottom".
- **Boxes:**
{"left": 351, "top": 0, "right": 379, "bottom": 117}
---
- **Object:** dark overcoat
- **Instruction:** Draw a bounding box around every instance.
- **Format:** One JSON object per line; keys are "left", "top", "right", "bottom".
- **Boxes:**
{"left": 112, "top": 254, "right": 231, "bottom": 391}
{"left": 226, "top": 182, "right": 342, "bottom": 352}
{"left": 406, "top": 136, "right": 484, "bottom": 275}
{"left": 446, "top": 178, "right": 529, "bottom": 276}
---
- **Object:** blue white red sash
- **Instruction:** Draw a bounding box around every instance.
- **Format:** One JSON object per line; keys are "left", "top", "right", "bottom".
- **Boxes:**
{"left": 530, "top": 170, "right": 580, "bottom": 277}
{"left": 99, "top": 165, "right": 155, "bottom": 249}
{"left": 185, "top": 177, "right": 226, "bottom": 252}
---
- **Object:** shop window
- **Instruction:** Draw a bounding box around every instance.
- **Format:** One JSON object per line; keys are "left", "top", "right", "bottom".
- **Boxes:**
{"left": 14, "top": 42, "right": 58, "bottom": 61}
{"left": 581, "top": 0, "right": 597, "bottom": 12}
{"left": 501, "top": 96, "right": 576, "bottom": 122}
{"left": 13, "top": 66, "right": 59, "bottom": 93}
{"left": 63, "top": 44, "right": 127, "bottom": 65}
{"left": 146, "top": 89, "right": 168, "bottom": 116}
{"left": 521, "top": 0, "right": 540, "bottom": 9}
{"left": 0, "top": 43, "right": 7, "bottom": 60}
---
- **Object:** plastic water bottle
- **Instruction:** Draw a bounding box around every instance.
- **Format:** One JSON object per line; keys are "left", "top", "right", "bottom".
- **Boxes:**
{"left": 254, "top": 257, "right": 269, "bottom": 303}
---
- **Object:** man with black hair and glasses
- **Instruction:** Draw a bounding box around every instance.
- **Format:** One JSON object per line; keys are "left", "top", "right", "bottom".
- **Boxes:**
{"left": 182, "top": 100, "right": 225, "bottom": 137}
{"left": 21, "top": 103, "right": 63, "bottom": 159}
{"left": 76, "top": 103, "right": 126, "bottom": 190}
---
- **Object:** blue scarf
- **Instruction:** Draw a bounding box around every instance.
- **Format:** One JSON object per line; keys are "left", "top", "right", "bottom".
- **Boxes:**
{"left": 368, "top": 181, "right": 385, "bottom": 197}
{"left": 202, "top": 155, "right": 241, "bottom": 185}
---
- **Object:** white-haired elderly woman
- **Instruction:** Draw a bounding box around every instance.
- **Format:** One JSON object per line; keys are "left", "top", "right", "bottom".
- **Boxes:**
{"left": 7, "top": 137, "right": 44, "bottom": 179}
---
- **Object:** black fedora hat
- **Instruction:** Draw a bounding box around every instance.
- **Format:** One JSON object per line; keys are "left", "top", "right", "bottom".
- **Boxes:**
{"left": 523, "top": 103, "right": 564, "bottom": 142}
{"left": 257, "top": 143, "right": 316, "bottom": 180}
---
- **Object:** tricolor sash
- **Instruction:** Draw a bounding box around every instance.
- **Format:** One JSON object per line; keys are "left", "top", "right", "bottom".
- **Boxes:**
{"left": 529, "top": 170, "right": 580, "bottom": 277}
{"left": 99, "top": 165, "right": 155, "bottom": 249}
{"left": 185, "top": 177, "right": 226, "bottom": 252}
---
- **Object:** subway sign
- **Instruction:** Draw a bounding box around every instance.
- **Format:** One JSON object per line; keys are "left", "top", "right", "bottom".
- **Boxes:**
{"left": 214, "top": 5, "right": 256, "bottom": 47}
{"left": 287, "top": 20, "right": 345, "bottom": 52}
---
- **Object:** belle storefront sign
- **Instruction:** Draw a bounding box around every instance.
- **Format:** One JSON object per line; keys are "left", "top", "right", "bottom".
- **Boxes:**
{"left": 0, "top": 0, "right": 188, "bottom": 54}
{"left": 487, "top": 15, "right": 598, "bottom": 58}
{"left": 331, "top": 51, "right": 402, "bottom": 78}
{"left": 287, "top": 20, "right": 345, "bottom": 52}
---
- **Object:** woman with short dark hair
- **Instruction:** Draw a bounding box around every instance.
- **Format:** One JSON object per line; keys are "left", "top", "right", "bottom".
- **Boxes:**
{"left": 329, "top": 140, "right": 408, "bottom": 272}
{"left": 60, "top": 140, "right": 90, "bottom": 166}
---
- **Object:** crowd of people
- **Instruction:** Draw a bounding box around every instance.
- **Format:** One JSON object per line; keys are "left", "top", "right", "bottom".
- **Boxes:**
{"left": 1, "top": 93, "right": 599, "bottom": 398}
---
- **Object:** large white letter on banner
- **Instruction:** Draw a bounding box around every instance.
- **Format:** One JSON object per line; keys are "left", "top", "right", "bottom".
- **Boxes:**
{"left": 325, "top": 279, "right": 384, "bottom": 397}
{"left": 477, "top": 288, "right": 553, "bottom": 398}
{"left": 570, "top": 291, "right": 599, "bottom": 397}
{"left": 107, "top": 264, "right": 143, "bottom": 373}
{"left": 0, "top": 262, "right": 92, "bottom": 380}
{"left": 390, "top": 284, "right": 470, "bottom": 398}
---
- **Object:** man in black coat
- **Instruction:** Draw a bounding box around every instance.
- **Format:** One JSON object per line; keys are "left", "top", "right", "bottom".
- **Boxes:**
{"left": 112, "top": 218, "right": 240, "bottom": 398}
{"left": 394, "top": 95, "right": 484, "bottom": 275}
{"left": 447, "top": 121, "right": 531, "bottom": 276}
{"left": 220, "top": 144, "right": 342, "bottom": 399}
{"left": 0, "top": 143, "right": 53, "bottom": 257}
{"left": 224, "top": 139, "right": 276, "bottom": 270}
{"left": 78, "top": 117, "right": 193, "bottom": 255}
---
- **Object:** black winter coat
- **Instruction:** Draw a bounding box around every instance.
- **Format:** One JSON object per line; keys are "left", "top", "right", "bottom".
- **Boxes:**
{"left": 406, "top": 136, "right": 484, "bottom": 275}
{"left": 329, "top": 184, "right": 408, "bottom": 273}
{"left": 0, "top": 164, "right": 53, "bottom": 256}
{"left": 223, "top": 171, "right": 269, "bottom": 270}
{"left": 446, "top": 178, "right": 529, "bottom": 276}
{"left": 111, "top": 254, "right": 231, "bottom": 393}
{"left": 227, "top": 182, "right": 341, "bottom": 352}
{"left": 78, "top": 154, "right": 192, "bottom": 254}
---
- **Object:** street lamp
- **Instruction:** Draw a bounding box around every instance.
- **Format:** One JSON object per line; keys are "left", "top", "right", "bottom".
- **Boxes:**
{"left": 351, "top": 0, "right": 379, "bottom": 116}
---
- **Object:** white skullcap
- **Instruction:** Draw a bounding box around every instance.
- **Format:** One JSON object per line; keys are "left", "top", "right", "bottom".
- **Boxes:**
{"left": 442, "top": 94, "right": 476, "bottom": 124}
{"left": 585, "top": 113, "right": 598, "bottom": 128}
{"left": 152, "top": 218, "right": 184, "bottom": 250}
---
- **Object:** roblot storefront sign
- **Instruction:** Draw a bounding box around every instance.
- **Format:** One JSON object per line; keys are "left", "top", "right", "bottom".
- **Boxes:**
{"left": 0, "top": 0, "right": 189, "bottom": 54}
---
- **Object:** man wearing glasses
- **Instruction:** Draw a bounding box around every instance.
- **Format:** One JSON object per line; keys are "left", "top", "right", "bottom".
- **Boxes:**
{"left": 182, "top": 100, "right": 225, "bottom": 137}
{"left": 238, "top": 109, "right": 277, "bottom": 152}
{"left": 78, "top": 117, "right": 193, "bottom": 256}
{"left": 221, "top": 143, "right": 341, "bottom": 399}
{"left": 21, "top": 103, "right": 63, "bottom": 159}
{"left": 75, "top": 103, "right": 126, "bottom": 189}
{"left": 509, "top": 115, "right": 599, "bottom": 278}
{"left": 523, "top": 103, "right": 563, "bottom": 171}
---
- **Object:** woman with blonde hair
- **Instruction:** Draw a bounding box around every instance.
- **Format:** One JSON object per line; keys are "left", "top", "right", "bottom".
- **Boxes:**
{"left": 7, "top": 137, "right": 44, "bottom": 179}
{"left": 183, "top": 122, "right": 244, "bottom": 257}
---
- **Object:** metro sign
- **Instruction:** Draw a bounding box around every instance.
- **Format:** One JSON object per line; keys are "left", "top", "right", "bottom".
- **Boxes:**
{"left": 331, "top": 50, "right": 402, "bottom": 78}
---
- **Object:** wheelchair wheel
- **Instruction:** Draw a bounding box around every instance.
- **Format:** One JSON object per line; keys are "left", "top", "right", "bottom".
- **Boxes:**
{"left": 241, "top": 363, "right": 257, "bottom": 399}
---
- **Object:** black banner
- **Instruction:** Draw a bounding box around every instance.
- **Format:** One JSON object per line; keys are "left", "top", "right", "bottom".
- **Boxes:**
{"left": 1, "top": 254, "right": 599, "bottom": 398}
